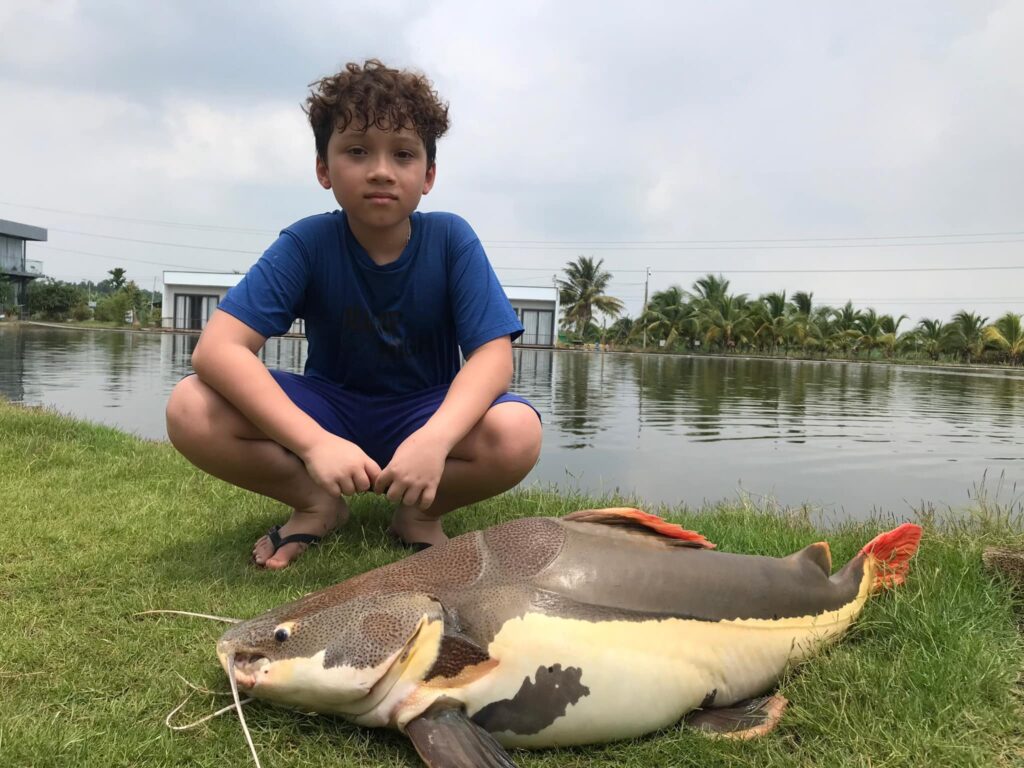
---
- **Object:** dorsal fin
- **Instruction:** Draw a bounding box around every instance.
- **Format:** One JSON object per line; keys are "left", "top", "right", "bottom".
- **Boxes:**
{"left": 562, "top": 507, "right": 715, "bottom": 549}
{"left": 788, "top": 542, "right": 832, "bottom": 575}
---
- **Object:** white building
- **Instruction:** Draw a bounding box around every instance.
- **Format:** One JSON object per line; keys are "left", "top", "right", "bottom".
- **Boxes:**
{"left": 161, "top": 272, "right": 557, "bottom": 347}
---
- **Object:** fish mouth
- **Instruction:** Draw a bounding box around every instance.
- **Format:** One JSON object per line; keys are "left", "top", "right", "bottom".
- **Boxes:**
{"left": 225, "top": 651, "right": 269, "bottom": 689}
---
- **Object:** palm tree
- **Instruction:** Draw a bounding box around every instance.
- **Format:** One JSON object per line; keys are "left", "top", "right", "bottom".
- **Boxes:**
{"left": 691, "top": 274, "right": 731, "bottom": 307}
{"left": 873, "top": 313, "right": 910, "bottom": 359}
{"left": 789, "top": 316, "right": 825, "bottom": 357}
{"left": 557, "top": 256, "right": 624, "bottom": 338}
{"left": 913, "top": 318, "right": 946, "bottom": 360}
{"left": 753, "top": 291, "right": 788, "bottom": 353}
{"left": 984, "top": 312, "right": 1024, "bottom": 365}
{"left": 107, "top": 268, "right": 128, "bottom": 291}
{"left": 947, "top": 311, "right": 989, "bottom": 362}
{"left": 831, "top": 301, "right": 861, "bottom": 333}
{"left": 786, "top": 291, "right": 826, "bottom": 357}
{"left": 789, "top": 291, "right": 814, "bottom": 318}
{"left": 828, "top": 302, "right": 863, "bottom": 357}
{"left": 607, "top": 316, "right": 637, "bottom": 345}
{"left": 700, "top": 294, "right": 754, "bottom": 351}
{"left": 641, "top": 285, "right": 697, "bottom": 349}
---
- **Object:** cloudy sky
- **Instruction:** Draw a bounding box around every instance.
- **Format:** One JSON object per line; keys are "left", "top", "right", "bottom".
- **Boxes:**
{"left": 2, "top": 0, "right": 1022, "bottom": 324}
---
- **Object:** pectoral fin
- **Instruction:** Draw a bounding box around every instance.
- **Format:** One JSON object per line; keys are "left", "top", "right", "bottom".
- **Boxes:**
{"left": 406, "top": 705, "right": 519, "bottom": 768}
{"left": 684, "top": 694, "right": 788, "bottom": 740}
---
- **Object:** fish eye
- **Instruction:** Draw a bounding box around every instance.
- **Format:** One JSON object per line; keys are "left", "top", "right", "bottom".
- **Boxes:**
{"left": 274, "top": 627, "right": 290, "bottom": 642}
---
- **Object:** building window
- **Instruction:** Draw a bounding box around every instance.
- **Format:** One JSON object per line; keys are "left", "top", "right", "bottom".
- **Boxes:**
{"left": 519, "top": 309, "right": 553, "bottom": 346}
{"left": 174, "top": 294, "right": 219, "bottom": 330}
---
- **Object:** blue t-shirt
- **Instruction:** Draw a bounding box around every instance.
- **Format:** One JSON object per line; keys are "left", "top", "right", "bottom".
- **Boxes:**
{"left": 219, "top": 210, "right": 523, "bottom": 395}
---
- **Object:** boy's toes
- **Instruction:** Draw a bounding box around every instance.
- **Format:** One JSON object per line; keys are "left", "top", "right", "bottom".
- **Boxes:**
{"left": 251, "top": 524, "right": 325, "bottom": 570}
{"left": 263, "top": 542, "right": 312, "bottom": 570}
{"left": 251, "top": 534, "right": 274, "bottom": 566}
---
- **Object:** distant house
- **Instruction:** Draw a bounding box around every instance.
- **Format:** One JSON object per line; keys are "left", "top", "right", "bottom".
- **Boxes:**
{"left": 504, "top": 284, "right": 558, "bottom": 346}
{"left": 161, "top": 271, "right": 557, "bottom": 346}
{"left": 0, "top": 219, "right": 47, "bottom": 311}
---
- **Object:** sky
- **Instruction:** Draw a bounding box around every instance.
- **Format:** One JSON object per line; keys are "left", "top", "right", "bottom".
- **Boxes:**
{"left": 2, "top": 0, "right": 1022, "bottom": 325}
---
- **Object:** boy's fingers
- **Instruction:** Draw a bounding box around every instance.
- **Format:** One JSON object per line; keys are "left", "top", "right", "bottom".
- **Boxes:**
{"left": 339, "top": 477, "right": 356, "bottom": 496}
{"left": 373, "top": 468, "right": 391, "bottom": 495}
{"left": 385, "top": 480, "right": 405, "bottom": 503}
{"left": 353, "top": 471, "right": 371, "bottom": 493}
{"left": 402, "top": 486, "right": 422, "bottom": 508}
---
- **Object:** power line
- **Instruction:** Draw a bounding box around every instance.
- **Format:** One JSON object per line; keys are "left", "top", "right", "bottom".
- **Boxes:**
{"left": 0, "top": 202, "right": 275, "bottom": 235}
{"left": 503, "top": 265, "right": 1024, "bottom": 274}
{"left": 48, "top": 229, "right": 262, "bottom": 255}
{"left": 44, "top": 226, "right": 1024, "bottom": 253}
{"left": 6, "top": 200, "right": 1024, "bottom": 244}
{"left": 35, "top": 245, "right": 241, "bottom": 271}
{"left": 655, "top": 265, "right": 1024, "bottom": 273}
{"left": 482, "top": 239, "right": 1024, "bottom": 251}
{"left": 33, "top": 242, "right": 1024, "bottom": 275}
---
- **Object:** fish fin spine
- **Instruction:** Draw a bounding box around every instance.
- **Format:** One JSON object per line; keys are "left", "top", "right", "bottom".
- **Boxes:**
{"left": 790, "top": 541, "right": 832, "bottom": 575}
{"left": 860, "top": 523, "right": 922, "bottom": 591}
{"left": 563, "top": 507, "right": 715, "bottom": 549}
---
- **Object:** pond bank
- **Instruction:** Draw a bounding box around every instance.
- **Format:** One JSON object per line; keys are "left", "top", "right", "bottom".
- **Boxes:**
{"left": 0, "top": 400, "right": 1021, "bottom": 767}
{"left": 11, "top": 318, "right": 1024, "bottom": 377}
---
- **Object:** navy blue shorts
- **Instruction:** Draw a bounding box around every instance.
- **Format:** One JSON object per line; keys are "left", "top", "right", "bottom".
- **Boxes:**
{"left": 270, "top": 371, "right": 540, "bottom": 468}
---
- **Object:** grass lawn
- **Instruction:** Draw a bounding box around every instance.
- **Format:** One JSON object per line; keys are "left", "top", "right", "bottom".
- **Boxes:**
{"left": 1, "top": 400, "right": 1021, "bottom": 767}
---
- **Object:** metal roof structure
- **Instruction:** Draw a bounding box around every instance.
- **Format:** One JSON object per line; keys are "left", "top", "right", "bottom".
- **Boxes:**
{"left": 0, "top": 219, "right": 48, "bottom": 242}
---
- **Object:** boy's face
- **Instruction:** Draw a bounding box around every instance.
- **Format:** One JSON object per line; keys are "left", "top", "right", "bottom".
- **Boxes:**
{"left": 315, "top": 123, "right": 436, "bottom": 230}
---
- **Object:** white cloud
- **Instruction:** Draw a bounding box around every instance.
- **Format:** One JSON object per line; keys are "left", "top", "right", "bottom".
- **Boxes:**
{"left": 142, "top": 100, "right": 310, "bottom": 184}
{"left": 0, "top": 0, "right": 1021, "bottom": 321}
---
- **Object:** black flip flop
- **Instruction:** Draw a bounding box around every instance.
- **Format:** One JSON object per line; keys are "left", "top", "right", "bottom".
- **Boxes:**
{"left": 386, "top": 530, "right": 432, "bottom": 552}
{"left": 253, "top": 525, "right": 322, "bottom": 565}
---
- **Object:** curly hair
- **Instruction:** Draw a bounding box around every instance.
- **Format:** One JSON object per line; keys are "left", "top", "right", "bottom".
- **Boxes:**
{"left": 305, "top": 59, "right": 450, "bottom": 167}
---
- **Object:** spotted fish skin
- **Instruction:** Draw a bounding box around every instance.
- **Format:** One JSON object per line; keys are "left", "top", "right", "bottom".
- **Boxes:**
{"left": 217, "top": 512, "right": 918, "bottom": 749}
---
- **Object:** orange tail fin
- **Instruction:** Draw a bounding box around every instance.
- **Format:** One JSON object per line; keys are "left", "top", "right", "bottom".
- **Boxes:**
{"left": 860, "top": 523, "right": 923, "bottom": 591}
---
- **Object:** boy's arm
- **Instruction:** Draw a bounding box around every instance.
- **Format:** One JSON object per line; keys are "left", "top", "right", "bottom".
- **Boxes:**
{"left": 422, "top": 334, "right": 514, "bottom": 448}
{"left": 190, "top": 310, "right": 381, "bottom": 494}
{"left": 373, "top": 335, "right": 513, "bottom": 508}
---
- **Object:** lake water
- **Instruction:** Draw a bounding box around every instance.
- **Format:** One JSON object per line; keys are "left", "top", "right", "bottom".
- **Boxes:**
{"left": 2, "top": 324, "right": 1023, "bottom": 521}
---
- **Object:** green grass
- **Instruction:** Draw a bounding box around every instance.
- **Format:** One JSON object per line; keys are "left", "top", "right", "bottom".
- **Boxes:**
{"left": 1, "top": 400, "right": 1021, "bottom": 768}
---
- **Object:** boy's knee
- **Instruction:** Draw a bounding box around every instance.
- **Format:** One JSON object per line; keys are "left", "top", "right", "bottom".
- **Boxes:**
{"left": 488, "top": 403, "right": 542, "bottom": 469}
{"left": 166, "top": 375, "right": 206, "bottom": 446}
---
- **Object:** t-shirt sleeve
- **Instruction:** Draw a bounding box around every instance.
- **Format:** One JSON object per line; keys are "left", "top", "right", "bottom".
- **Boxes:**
{"left": 446, "top": 216, "right": 524, "bottom": 355}
{"left": 218, "top": 230, "right": 310, "bottom": 338}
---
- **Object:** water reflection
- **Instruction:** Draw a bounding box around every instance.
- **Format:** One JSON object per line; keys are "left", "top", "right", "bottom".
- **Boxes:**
{"left": 2, "top": 325, "right": 1022, "bottom": 517}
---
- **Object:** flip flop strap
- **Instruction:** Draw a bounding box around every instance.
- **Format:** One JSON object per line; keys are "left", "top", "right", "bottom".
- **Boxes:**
{"left": 266, "top": 525, "right": 321, "bottom": 551}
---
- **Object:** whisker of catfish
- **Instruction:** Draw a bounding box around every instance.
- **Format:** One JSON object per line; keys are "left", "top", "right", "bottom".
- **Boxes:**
{"left": 174, "top": 672, "right": 236, "bottom": 697}
{"left": 165, "top": 690, "right": 255, "bottom": 731}
{"left": 229, "top": 653, "right": 263, "bottom": 768}
{"left": 134, "top": 609, "right": 242, "bottom": 624}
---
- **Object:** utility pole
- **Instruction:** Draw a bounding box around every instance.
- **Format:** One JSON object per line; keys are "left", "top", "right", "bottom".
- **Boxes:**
{"left": 641, "top": 266, "right": 651, "bottom": 349}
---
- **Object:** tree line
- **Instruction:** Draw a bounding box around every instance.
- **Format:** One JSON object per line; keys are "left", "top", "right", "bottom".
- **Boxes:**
{"left": 557, "top": 256, "right": 1024, "bottom": 366}
{"left": 1, "top": 268, "right": 159, "bottom": 326}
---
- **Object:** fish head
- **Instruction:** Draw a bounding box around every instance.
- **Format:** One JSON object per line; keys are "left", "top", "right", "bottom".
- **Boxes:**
{"left": 216, "top": 590, "right": 445, "bottom": 717}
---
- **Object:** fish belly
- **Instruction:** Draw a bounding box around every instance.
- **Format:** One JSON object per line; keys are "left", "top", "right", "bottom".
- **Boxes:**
{"left": 460, "top": 607, "right": 860, "bottom": 748}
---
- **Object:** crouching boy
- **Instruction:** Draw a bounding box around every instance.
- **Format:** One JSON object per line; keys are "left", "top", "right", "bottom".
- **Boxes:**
{"left": 165, "top": 59, "right": 542, "bottom": 569}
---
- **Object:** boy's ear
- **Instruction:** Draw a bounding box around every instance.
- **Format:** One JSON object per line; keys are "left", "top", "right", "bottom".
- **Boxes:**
{"left": 315, "top": 155, "right": 332, "bottom": 189}
{"left": 422, "top": 163, "right": 436, "bottom": 195}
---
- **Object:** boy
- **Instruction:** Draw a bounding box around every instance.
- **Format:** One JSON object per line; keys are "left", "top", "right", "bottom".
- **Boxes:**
{"left": 165, "top": 60, "right": 542, "bottom": 569}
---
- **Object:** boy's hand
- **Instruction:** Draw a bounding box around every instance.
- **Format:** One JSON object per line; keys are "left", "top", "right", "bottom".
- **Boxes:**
{"left": 301, "top": 435, "right": 382, "bottom": 497}
{"left": 374, "top": 428, "right": 448, "bottom": 510}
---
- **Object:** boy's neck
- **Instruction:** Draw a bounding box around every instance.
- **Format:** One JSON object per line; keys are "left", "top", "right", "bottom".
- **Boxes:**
{"left": 348, "top": 216, "right": 412, "bottom": 266}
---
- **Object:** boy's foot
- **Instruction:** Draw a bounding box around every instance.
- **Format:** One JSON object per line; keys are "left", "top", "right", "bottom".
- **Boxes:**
{"left": 252, "top": 497, "right": 349, "bottom": 570}
{"left": 388, "top": 505, "right": 448, "bottom": 550}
